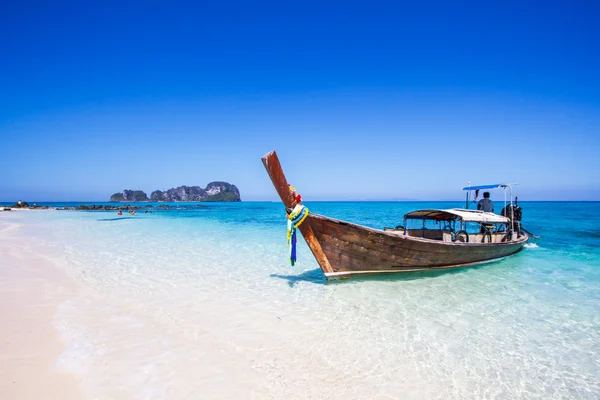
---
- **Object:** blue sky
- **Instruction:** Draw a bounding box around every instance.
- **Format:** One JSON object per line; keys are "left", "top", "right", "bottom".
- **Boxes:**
{"left": 1, "top": 1, "right": 599, "bottom": 201}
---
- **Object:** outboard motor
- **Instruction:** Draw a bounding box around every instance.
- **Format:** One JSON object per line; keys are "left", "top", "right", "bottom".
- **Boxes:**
{"left": 501, "top": 197, "right": 523, "bottom": 235}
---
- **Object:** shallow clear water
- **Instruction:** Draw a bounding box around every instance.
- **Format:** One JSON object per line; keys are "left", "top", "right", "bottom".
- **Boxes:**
{"left": 3, "top": 201, "right": 599, "bottom": 399}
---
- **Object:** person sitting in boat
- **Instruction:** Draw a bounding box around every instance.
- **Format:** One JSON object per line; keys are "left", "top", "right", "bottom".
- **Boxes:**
{"left": 477, "top": 192, "right": 494, "bottom": 213}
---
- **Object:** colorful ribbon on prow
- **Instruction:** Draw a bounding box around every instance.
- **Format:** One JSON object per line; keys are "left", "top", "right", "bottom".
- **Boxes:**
{"left": 289, "top": 184, "right": 302, "bottom": 203}
{"left": 286, "top": 185, "right": 309, "bottom": 266}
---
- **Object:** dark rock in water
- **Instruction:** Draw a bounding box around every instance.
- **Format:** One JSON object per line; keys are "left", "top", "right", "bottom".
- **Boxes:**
{"left": 63, "top": 204, "right": 143, "bottom": 211}
{"left": 6, "top": 200, "right": 50, "bottom": 209}
{"left": 110, "top": 190, "right": 149, "bottom": 202}
{"left": 30, "top": 205, "right": 50, "bottom": 209}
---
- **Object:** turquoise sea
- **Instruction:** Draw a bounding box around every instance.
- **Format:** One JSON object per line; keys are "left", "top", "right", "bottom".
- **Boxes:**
{"left": 2, "top": 201, "right": 599, "bottom": 399}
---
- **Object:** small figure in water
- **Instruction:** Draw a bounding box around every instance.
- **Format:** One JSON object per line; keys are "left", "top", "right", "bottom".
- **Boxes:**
{"left": 117, "top": 210, "right": 122, "bottom": 216}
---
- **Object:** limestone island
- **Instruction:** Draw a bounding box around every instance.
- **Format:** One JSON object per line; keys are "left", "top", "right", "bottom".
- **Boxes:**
{"left": 110, "top": 181, "right": 241, "bottom": 202}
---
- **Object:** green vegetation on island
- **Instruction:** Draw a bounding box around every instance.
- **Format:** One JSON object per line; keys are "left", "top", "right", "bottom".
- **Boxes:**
{"left": 109, "top": 190, "right": 149, "bottom": 202}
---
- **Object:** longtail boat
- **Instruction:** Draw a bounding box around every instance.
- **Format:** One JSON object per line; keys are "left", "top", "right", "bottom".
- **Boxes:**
{"left": 261, "top": 150, "right": 530, "bottom": 280}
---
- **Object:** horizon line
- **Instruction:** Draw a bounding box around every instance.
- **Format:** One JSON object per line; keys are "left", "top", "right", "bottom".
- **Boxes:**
{"left": 2, "top": 199, "right": 600, "bottom": 203}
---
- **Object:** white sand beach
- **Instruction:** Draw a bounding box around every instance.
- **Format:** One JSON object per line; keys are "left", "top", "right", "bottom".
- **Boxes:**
{"left": 0, "top": 219, "right": 83, "bottom": 399}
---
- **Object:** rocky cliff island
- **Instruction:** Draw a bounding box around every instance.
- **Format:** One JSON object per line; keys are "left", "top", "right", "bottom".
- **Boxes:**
{"left": 110, "top": 182, "right": 241, "bottom": 202}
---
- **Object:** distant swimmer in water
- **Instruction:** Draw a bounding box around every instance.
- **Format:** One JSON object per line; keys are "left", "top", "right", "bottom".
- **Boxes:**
{"left": 117, "top": 210, "right": 122, "bottom": 216}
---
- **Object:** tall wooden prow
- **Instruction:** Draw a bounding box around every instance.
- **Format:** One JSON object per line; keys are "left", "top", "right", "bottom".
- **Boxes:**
{"left": 261, "top": 151, "right": 333, "bottom": 274}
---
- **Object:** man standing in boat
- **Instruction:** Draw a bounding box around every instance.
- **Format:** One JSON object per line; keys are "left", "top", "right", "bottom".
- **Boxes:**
{"left": 477, "top": 191, "right": 494, "bottom": 212}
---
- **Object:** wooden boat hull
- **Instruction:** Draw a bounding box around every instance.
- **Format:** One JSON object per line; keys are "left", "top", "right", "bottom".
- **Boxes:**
{"left": 261, "top": 150, "right": 529, "bottom": 280}
{"left": 305, "top": 213, "right": 528, "bottom": 279}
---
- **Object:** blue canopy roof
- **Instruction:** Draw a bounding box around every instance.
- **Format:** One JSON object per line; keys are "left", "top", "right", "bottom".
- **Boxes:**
{"left": 462, "top": 184, "right": 507, "bottom": 191}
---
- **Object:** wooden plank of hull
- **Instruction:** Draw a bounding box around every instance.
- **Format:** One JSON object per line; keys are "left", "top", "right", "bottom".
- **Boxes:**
{"left": 324, "top": 256, "right": 515, "bottom": 279}
{"left": 306, "top": 213, "right": 528, "bottom": 276}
